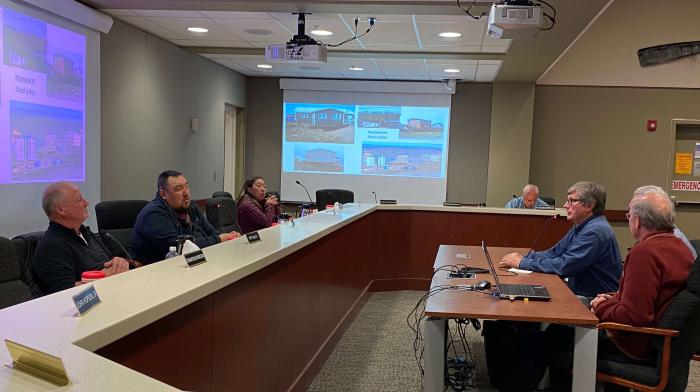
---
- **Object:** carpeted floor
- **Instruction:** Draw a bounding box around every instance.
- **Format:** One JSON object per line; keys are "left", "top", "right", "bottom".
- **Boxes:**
{"left": 308, "top": 291, "right": 700, "bottom": 392}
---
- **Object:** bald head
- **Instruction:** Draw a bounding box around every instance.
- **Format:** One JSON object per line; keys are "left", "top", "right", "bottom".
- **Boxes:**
{"left": 42, "top": 181, "right": 74, "bottom": 218}
{"left": 629, "top": 191, "right": 675, "bottom": 231}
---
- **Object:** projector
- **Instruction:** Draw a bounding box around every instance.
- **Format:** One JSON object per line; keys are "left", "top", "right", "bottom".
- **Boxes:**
{"left": 265, "top": 43, "right": 327, "bottom": 63}
{"left": 265, "top": 13, "right": 328, "bottom": 63}
{"left": 488, "top": 2, "right": 543, "bottom": 39}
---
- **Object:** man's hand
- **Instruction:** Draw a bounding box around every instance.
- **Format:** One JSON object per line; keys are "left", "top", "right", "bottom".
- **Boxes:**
{"left": 103, "top": 257, "right": 130, "bottom": 277}
{"left": 590, "top": 293, "right": 612, "bottom": 312}
{"left": 499, "top": 253, "right": 523, "bottom": 269}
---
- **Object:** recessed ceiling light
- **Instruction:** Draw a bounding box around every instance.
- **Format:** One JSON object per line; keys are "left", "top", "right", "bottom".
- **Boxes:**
{"left": 310, "top": 29, "right": 333, "bottom": 36}
{"left": 444, "top": 68, "right": 461, "bottom": 73}
{"left": 349, "top": 65, "right": 365, "bottom": 71}
{"left": 257, "top": 64, "right": 272, "bottom": 69}
{"left": 438, "top": 32, "right": 462, "bottom": 38}
{"left": 187, "top": 27, "right": 208, "bottom": 33}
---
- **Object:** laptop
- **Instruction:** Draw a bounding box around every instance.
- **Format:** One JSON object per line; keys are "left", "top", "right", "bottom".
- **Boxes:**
{"left": 481, "top": 241, "right": 551, "bottom": 301}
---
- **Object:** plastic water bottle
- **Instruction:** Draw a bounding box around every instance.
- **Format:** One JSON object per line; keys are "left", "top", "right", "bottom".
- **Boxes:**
{"left": 165, "top": 246, "right": 178, "bottom": 259}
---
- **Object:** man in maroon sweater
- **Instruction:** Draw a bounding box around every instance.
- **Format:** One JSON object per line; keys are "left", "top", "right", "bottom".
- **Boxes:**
{"left": 591, "top": 187, "right": 695, "bottom": 361}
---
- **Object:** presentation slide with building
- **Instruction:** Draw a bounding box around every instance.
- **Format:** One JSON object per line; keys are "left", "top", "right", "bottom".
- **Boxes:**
{"left": 0, "top": 7, "right": 86, "bottom": 184}
{"left": 282, "top": 103, "right": 450, "bottom": 179}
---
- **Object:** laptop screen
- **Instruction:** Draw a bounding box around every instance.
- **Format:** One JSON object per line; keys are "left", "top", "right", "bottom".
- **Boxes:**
{"left": 481, "top": 241, "right": 502, "bottom": 289}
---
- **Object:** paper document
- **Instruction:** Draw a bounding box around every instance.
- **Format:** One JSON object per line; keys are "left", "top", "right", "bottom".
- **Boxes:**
{"left": 508, "top": 268, "right": 532, "bottom": 274}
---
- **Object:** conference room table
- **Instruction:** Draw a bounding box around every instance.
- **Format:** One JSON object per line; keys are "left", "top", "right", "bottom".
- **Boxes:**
{"left": 0, "top": 204, "right": 572, "bottom": 391}
{"left": 423, "top": 245, "right": 600, "bottom": 392}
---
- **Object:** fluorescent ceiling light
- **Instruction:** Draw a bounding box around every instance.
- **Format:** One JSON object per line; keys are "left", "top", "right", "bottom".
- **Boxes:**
{"left": 438, "top": 32, "right": 462, "bottom": 38}
{"left": 310, "top": 29, "right": 333, "bottom": 36}
{"left": 444, "top": 68, "right": 460, "bottom": 73}
{"left": 349, "top": 65, "right": 365, "bottom": 71}
{"left": 187, "top": 27, "right": 208, "bottom": 33}
{"left": 257, "top": 64, "right": 273, "bottom": 69}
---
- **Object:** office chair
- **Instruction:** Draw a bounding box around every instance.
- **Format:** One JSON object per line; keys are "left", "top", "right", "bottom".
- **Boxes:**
{"left": 207, "top": 196, "right": 241, "bottom": 233}
{"left": 540, "top": 197, "right": 555, "bottom": 206}
{"left": 212, "top": 191, "right": 233, "bottom": 199}
{"left": 95, "top": 200, "right": 149, "bottom": 258}
{"left": 595, "top": 259, "right": 700, "bottom": 392}
{"left": 315, "top": 189, "right": 354, "bottom": 211}
{"left": 0, "top": 236, "right": 34, "bottom": 309}
{"left": 11, "top": 231, "right": 45, "bottom": 298}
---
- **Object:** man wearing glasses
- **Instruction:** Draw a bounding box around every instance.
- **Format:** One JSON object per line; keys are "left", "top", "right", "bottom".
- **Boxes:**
{"left": 500, "top": 181, "right": 622, "bottom": 298}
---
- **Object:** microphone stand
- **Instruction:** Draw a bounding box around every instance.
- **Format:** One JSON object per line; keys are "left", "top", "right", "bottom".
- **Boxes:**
{"left": 296, "top": 180, "right": 314, "bottom": 208}
{"left": 216, "top": 203, "right": 238, "bottom": 232}
{"left": 526, "top": 215, "right": 557, "bottom": 257}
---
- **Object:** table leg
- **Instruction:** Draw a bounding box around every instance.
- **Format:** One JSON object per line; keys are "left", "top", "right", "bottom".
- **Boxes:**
{"left": 572, "top": 326, "right": 597, "bottom": 392}
{"left": 423, "top": 317, "right": 446, "bottom": 392}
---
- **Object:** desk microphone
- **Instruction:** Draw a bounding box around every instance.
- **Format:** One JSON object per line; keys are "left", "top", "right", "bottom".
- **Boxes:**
{"left": 372, "top": 191, "right": 378, "bottom": 204}
{"left": 526, "top": 215, "right": 557, "bottom": 257}
{"left": 296, "top": 180, "right": 314, "bottom": 206}
{"left": 215, "top": 203, "right": 238, "bottom": 231}
{"left": 103, "top": 231, "right": 135, "bottom": 260}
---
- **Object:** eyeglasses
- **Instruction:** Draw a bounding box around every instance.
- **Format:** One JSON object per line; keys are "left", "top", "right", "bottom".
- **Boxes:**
{"left": 564, "top": 198, "right": 582, "bottom": 206}
{"left": 625, "top": 212, "right": 635, "bottom": 221}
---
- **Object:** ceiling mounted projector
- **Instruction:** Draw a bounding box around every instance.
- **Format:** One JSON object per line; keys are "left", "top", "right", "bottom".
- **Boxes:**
{"left": 487, "top": 1, "right": 544, "bottom": 39}
{"left": 266, "top": 13, "right": 327, "bottom": 63}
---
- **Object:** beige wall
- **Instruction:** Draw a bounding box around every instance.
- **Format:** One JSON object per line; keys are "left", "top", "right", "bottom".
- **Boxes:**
{"left": 531, "top": 85, "right": 700, "bottom": 251}
{"left": 101, "top": 20, "right": 246, "bottom": 201}
{"left": 539, "top": 0, "right": 700, "bottom": 88}
{"left": 486, "top": 82, "right": 536, "bottom": 207}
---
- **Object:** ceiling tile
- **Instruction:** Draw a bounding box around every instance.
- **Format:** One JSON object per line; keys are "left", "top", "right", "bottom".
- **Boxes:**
{"left": 199, "top": 11, "right": 275, "bottom": 19}
{"left": 355, "top": 21, "right": 418, "bottom": 45}
{"left": 119, "top": 16, "right": 185, "bottom": 40}
{"left": 422, "top": 44, "right": 482, "bottom": 52}
{"left": 427, "top": 63, "right": 477, "bottom": 79}
{"left": 376, "top": 62, "right": 428, "bottom": 77}
{"left": 212, "top": 18, "right": 292, "bottom": 44}
{"left": 103, "top": 9, "right": 137, "bottom": 16}
{"left": 191, "top": 40, "right": 253, "bottom": 47}
{"left": 146, "top": 16, "right": 239, "bottom": 41}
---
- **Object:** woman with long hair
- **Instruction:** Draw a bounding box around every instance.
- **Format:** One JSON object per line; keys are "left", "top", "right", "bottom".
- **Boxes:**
{"left": 237, "top": 176, "right": 282, "bottom": 234}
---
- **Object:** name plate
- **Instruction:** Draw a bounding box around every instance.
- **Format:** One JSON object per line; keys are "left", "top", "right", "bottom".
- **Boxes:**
{"left": 379, "top": 199, "right": 397, "bottom": 204}
{"left": 185, "top": 249, "right": 207, "bottom": 267}
{"left": 246, "top": 231, "right": 261, "bottom": 244}
{"left": 72, "top": 285, "right": 101, "bottom": 316}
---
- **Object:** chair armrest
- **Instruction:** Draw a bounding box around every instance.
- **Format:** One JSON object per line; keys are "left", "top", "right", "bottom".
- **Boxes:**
{"left": 597, "top": 322, "right": 679, "bottom": 337}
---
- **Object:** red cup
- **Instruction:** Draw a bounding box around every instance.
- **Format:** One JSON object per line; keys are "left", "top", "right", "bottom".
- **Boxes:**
{"left": 325, "top": 204, "right": 333, "bottom": 210}
{"left": 82, "top": 270, "right": 106, "bottom": 283}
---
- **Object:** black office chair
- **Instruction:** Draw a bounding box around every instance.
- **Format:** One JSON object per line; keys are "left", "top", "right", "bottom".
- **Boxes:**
{"left": 207, "top": 197, "right": 241, "bottom": 233}
{"left": 596, "top": 259, "right": 700, "bottom": 392}
{"left": 95, "top": 200, "right": 149, "bottom": 258}
{"left": 11, "top": 231, "right": 45, "bottom": 298}
{"left": 540, "top": 197, "right": 555, "bottom": 207}
{"left": 0, "top": 236, "right": 34, "bottom": 309}
{"left": 212, "top": 191, "right": 233, "bottom": 199}
{"left": 315, "top": 189, "right": 354, "bottom": 211}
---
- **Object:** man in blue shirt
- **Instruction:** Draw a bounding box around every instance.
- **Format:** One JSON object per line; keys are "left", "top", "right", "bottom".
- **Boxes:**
{"left": 500, "top": 181, "right": 622, "bottom": 298}
{"left": 505, "top": 184, "right": 550, "bottom": 209}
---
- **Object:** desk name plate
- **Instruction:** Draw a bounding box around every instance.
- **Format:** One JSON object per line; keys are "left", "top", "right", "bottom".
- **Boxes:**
{"left": 185, "top": 250, "right": 207, "bottom": 267}
{"left": 72, "top": 285, "right": 101, "bottom": 316}
{"left": 5, "top": 339, "right": 71, "bottom": 386}
{"left": 246, "top": 231, "right": 261, "bottom": 244}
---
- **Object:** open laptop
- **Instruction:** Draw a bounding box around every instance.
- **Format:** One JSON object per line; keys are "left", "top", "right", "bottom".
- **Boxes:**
{"left": 481, "top": 241, "right": 551, "bottom": 301}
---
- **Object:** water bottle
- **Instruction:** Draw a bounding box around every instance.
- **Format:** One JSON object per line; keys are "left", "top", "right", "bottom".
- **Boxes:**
{"left": 165, "top": 246, "right": 178, "bottom": 259}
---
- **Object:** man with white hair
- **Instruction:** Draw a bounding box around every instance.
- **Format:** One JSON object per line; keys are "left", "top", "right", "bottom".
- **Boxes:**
{"left": 632, "top": 185, "right": 696, "bottom": 259}
{"left": 32, "top": 181, "right": 131, "bottom": 294}
{"left": 505, "top": 184, "right": 550, "bottom": 209}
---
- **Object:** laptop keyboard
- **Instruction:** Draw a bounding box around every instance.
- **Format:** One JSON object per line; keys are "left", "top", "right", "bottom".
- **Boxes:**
{"left": 498, "top": 284, "right": 538, "bottom": 296}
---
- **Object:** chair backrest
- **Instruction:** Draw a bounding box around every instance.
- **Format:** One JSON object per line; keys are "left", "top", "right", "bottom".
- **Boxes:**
{"left": 0, "top": 236, "right": 34, "bottom": 309}
{"left": 212, "top": 191, "right": 233, "bottom": 199}
{"left": 95, "top": 200, "right": 148, "bottom": 258}
{"left": 652, "top": 259, "right": 700, "bottom": 392}
{"left": 315, "top": 189, "right": 354, "bottom": 211}
{"left": 207, "top": 197, "right": 241, "bottom": 233}
{"left": 540, "top": 196, "right": 555, "bottom": 206}
{"left": 11, "top": 231, "right": 45, "bottom": 298}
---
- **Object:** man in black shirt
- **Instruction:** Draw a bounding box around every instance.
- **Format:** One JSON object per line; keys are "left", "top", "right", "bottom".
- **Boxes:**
{"left": 32, "top": 182, "right": 130, "bottom": 294}
{"left": 130, "top": 170, "right": 240, "bottom": 264}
